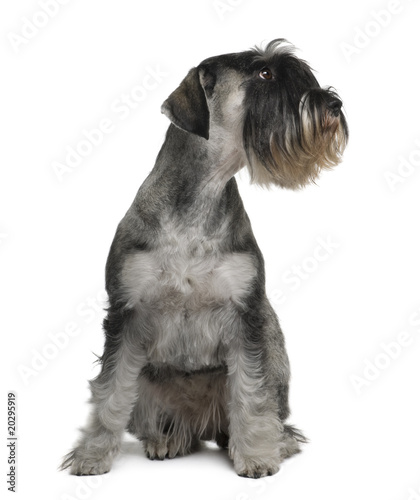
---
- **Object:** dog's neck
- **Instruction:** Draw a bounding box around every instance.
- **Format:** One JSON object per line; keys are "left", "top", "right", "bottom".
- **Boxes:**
{"left": 142, "top": 124, "right": 244, "bottom": 224}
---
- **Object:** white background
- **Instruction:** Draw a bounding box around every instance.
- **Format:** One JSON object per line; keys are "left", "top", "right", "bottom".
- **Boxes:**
{"left": 1, "top": 0, "right": 420, "bottom": 499}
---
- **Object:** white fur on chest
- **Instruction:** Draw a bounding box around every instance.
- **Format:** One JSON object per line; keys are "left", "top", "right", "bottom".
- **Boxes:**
{"left": 120, "top": 222, "right": 256, "bottom": 369}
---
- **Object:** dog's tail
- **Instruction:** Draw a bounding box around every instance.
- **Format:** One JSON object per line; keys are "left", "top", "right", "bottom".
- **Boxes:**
{"left": 281, "top": 424, "right": 308, "bottom": 459}
{"left": 283, "top": 424, "right": 308, "bottom": 443}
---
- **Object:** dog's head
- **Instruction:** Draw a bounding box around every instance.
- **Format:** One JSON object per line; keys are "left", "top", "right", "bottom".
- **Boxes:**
{"left": 162, "top": 39, "right": 348, "bottom": 189}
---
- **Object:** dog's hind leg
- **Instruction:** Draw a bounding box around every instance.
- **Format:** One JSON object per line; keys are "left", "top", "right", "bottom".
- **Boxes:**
{"left": 61, "top": 307, "right": 146, "bottom": 475}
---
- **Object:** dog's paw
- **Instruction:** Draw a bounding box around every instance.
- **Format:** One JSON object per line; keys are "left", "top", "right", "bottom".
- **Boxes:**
{"left": 231, "top": 451, "right": 280, "bottom": 479}
{"left": 235, "top": 460, "right": 280, "bottom": 479}
{"left": 143, "top": 436, "right": 197, "bottom": 460}
{"left": 144, "top": 439, "right": 172, "bottom": 460}
{"left": 60, "top": 447, "right": 115, "bottom": 476}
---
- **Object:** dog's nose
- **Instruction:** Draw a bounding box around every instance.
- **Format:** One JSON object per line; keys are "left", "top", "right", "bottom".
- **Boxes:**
{"left": 328, "top": 98, "right": 342, "bottom": 117}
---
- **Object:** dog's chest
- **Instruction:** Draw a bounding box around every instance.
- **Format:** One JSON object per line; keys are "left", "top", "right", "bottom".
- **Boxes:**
{"left": 121, "top": 222, "right": 256, "bottom": 368}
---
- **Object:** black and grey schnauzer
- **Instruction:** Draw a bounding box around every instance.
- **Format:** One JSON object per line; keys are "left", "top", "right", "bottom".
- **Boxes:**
{"left": 61, "top": 39, "right": 348, "bottom": 478}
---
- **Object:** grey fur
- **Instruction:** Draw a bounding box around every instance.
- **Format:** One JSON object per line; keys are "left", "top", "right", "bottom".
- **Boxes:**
{"left": 61, "top": 39, "right": 348, "bottom": 478}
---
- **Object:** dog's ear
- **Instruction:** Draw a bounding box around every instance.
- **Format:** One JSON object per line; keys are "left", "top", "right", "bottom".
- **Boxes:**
{"left": 161, "top": 67, "right": 210, "bottom": 140}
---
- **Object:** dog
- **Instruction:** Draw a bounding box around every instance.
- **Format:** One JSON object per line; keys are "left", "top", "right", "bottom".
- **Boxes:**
{"left": 61, "top": 39, "right": 348, "bottom": 479}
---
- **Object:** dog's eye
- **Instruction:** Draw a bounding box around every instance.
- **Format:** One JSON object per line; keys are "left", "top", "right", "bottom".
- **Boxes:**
{"left": 259, "top": 67, "right": 273, "bottom": 80}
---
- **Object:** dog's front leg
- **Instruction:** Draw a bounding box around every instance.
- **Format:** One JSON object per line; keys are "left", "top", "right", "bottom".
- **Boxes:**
{"left": 226, "top": 308, "right": 289, "bottom": 479}
{"left": 61, "top": 308, "right": 146, "bottom": 475}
